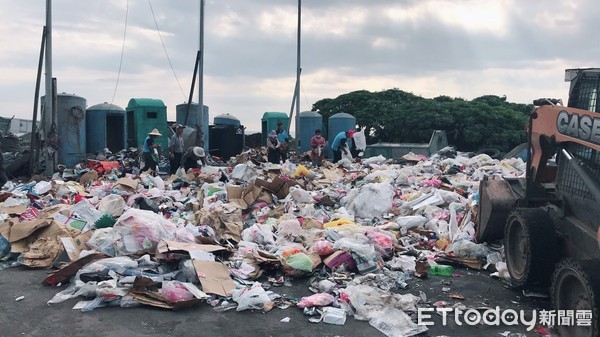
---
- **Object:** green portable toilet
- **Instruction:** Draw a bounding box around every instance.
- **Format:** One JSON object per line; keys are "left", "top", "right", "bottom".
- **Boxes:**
{"left": 125, "top": 98, "right": 169, "bottom": 152}
{"left": 261, "top": 112, "right": 289, "bottom": 145}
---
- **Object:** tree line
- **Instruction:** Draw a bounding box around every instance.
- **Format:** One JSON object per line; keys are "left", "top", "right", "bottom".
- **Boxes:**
{"left": 312, "top": 89, "right": 532, "bottom": 153}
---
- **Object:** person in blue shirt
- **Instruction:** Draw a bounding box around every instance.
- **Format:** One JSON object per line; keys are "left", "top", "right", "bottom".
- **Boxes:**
{"left": 275, "top": 120, "right": 290, "bottom": 162}
{"left": 331, "top": 129, "right": 356, "bottom": 163}
{"left": 141, "top": 128, "right": 162, "bottom": 174}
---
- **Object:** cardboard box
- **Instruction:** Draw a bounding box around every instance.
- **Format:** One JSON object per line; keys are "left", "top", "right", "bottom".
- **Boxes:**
{"left": 59, "top": 231, "right": 93, "bottom": 261}
{"left": 226, "top": 185, "right": 248, "bottom": 209}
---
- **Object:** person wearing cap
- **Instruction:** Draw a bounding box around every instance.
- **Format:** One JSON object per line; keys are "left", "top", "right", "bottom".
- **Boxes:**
{"left": 267, "top": 130, "right": 281, "bottom": 164}
{"left": 331, "top": 129, "right": 356, "bottom": 163}
{"left": 169, "top": 124, "right": 185, "bottom": 174}
{"left": 180, "top": 146, "right": 206, "bottom": 171}
{"left": 310, "top": 129, "right": 326, "bottom": 167}
{"left": 141, "top": 128, "right": 162, "bottom": 173}
{"left": 275, "top": 120, "right": 290, "bottom": 162}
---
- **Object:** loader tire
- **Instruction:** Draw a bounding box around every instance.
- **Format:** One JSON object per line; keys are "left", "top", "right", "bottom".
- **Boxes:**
{"left": 551, "top": 258, "right": 600, "bottom": 337}
{"left": 504, "top": 208, "right": 558, "bottom": 288}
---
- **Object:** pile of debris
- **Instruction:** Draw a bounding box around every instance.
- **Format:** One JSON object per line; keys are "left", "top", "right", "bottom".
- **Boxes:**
{"left": 0, "top": 146, "right": 525, "bottom": 336}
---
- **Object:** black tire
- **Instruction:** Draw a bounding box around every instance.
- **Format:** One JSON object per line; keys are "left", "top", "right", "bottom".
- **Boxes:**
{"left": 504, "top": 208, "right": 558, "bottom": 288}
{"left": 551, "top": 259, "right": 600, "bottom": 337}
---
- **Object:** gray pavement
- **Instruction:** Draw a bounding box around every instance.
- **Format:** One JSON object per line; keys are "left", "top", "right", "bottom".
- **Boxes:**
{"left": 0, "top": 266, "right": 551, "bottom": 337}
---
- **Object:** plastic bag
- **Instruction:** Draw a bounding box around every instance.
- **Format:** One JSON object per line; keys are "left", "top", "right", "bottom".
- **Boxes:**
{"left": 33, "top": 181, "right": 52, "bottom": 195}
{"left": 353, "top": 129, "right": 367, "bottom": 151}
{"left": 289, "top": 186, "right": 313, "bottom": 204}
{"left": 285, "top": 252, "right": 314, "bottom": 272}
{"left": 297, "top": 293, "right": 335, "bottom": 308}
{"left": 369, "top": 307, "right": 428, "bottom": 337}
{"left": 97, "top": 194, "right": 126, "bottom": 218}
{"left": 87, "top": 228, "right": 116, "bottom": 256}
{"left": 346, "top": 182, "right": 394, "bottom": 218}
{"left": 276, "top": 219, "right": 305, "bottom": 241}
{"left": 175, "top": 167, "right": 186, "bottom": 178}
{"left": 452, "top": 240, "right": 490, "bottom": 259}
{"left": 231, "top": 164, "right": 258, "bottom": 182}
{"left": 241, "top": 223, "right": 275, "bottom": 247}
{"left": 161, "top": 281, "right": 194, "bottom": 302}
{"left": 0, "top": 235, "right": 11, "bottom": 259}
{"left": 310, "top": 240, "right": 334, "bottom": 256}
{"left": 293, "top": 164, "right": 311, "bottom": 178}
{"left": 232, "top": 283, "right": 272, "bottom": 311}
{"left": 179, "top": 259, "right": 199, "bottom": 283}
{"left": 112, "top": 209, "right": 177, "bottom": 255}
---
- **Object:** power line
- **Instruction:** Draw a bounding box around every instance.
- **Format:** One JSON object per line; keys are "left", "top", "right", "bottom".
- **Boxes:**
{"left": 109, "top": 0, "right": 128, "bottom": 110}
{"left": 148, "top": 0, "right": 187, "bottom": 101}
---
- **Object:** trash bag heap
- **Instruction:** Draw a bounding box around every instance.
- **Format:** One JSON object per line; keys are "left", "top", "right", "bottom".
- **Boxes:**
{"left": 0, "top": 146, "right": 526, "bottom": 335}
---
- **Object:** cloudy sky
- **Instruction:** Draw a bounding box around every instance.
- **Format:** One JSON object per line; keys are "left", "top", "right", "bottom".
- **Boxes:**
{"left": 1, "top": 0, "right": 598, "bottom": 133}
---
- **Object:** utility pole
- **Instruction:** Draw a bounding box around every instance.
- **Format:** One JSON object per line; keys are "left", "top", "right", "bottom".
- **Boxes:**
{"left": 44, "top": 0, "right": 54, "bottom": 176}
{"left": 295, "top": 0, "right": 301, "bottom": 144}
{"left": 198, "top": 0, "right": 205, "bottom": 147}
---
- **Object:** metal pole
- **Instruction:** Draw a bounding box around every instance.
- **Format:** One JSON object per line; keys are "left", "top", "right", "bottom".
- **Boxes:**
{"left": 29, "top": 26, "right": 46, "bottom": 175}
{"left": 198, "top": 0, "right": 205, "bottom": 147}
{"left": 44, "top": 0, "right": 53, "bottom": 176}
{"left": 185, "top": 51, "right": 201, "bottom": 126}
{"left": 295, "top": 0, "right": 301, "bottom": 143}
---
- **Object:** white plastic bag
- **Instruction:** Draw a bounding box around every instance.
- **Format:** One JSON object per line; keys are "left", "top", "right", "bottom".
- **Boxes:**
{"left": 232, "top": 283, "right": 272, "bottom": 311}
{"left": 97, "top": 194, "right": 126, "bottom": 217}
{"left": 87, "top": 228, "right": 116, "bottom": 256}
{"left": 289, "top": 186, "right": 313, "bottom": 204}
{"left": 112, "top": 209, "right": 177, "bottom": 255}
{"left": 347, "top": 182, "right": 394, "bottom": 218}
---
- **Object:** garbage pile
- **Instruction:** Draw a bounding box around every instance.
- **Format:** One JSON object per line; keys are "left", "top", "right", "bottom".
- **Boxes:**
{"left": 0, "top": 146, "right": 526, "bottom": 337}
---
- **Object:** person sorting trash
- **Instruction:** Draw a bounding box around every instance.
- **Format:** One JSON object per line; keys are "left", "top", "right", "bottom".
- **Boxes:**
{"left": 267, "top": 130, "right": 281, "bottom": 164}
{"left": 276, "top": 120, "right": 291, "bottom": 163}
{"left": 141, "top": 128, "right": 162, "bottom": 174}
{"left": 310, "top": 129, "right": 326, "bottom": 167}
{"left": 169, "top": 124, "right": 185, "bottom": 174}
{"left": 331, "top": 129, "right": 356, "bottom": 163}
{"left": 180, "top": 146, "right": 206, "bottom": 171}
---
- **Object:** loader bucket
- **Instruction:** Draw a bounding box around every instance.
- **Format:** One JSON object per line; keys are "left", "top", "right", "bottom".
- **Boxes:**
{"left": 476, "top": 177, "right": 522, "bottom": 243}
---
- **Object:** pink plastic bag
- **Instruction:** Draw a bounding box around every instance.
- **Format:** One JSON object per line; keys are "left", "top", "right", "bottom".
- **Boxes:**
{"left": 311, "top": 240, "right": 335, "bottom": 256}
{"left": 297, "top": 293, "right": 335, "bottom": 308}
{"left": 161, "top": 281, "right": 194, "bottom": 302}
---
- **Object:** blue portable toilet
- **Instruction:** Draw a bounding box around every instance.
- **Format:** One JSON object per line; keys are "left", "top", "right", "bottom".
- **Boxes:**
{"left": 176, "top": 103, "right": 209, "bottom": 149}
{"left": 125, "top": 98, "right": 169, "bottom": 151}
{"left": 327, "top": 112, "right": 356, "bottom": 158}
{"left": 261, "top": 112, "right": 289, "bottom": 146}
{"left": 86, "top": 102, "right": 126, "bottom": 154}
{"left": 42, "top": 93, "right": 87, "bottom": 167}
{"left": 298, "top": 111, "right": 323, "bottom": 153}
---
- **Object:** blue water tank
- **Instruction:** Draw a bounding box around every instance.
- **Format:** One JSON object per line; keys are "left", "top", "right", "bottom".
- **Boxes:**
{"left": 41, "top": 93, "right": 87, "bottom": 167}
{"left": 214, "top": 113, "right": 241, "bottom": 127}
{"left": 298, "top": 111, "right": 323, "bottom": 152}
{"left": 327, "top": 112, "right": 356, "bottom": 158}
{"left": 176, "top": 103, "right": 209, "bottom": 148}
{"left": 86, "top": 102, "right": 126, "bottom": 154}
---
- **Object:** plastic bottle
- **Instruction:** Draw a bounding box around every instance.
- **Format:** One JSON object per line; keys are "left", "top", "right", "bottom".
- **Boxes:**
{"left": 428, "top": 264, "right": 454, "bottom": 277}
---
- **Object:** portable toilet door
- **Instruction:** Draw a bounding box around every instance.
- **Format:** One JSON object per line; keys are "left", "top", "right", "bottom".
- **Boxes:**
{"left": 86, "top": 102, "right": 126, "bottom": 154}
{"left": 327, "top": 112, "right": 356, "bottom": 158}
{"left": 298, "top": 111, "right": 323, "bottom": 153}
{"left": 125, "top": 98, "right": 169, "bottom": 151}
{"left": 261, "top": 112, "right": 289, "bottom": 145}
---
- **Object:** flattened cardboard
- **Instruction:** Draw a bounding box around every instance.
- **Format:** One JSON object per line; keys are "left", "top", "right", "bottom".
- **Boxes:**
{"left": 0, "top": 205, "right": 27, "bottom": 215}
{"left": 192, "top": 260, "right": 235, "bottom": 297}
{"left": 43, "top": 253, "right": 109, "bottom": 286}
{"left": 8, "top": 219, "right": 50, "bottom": 243}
